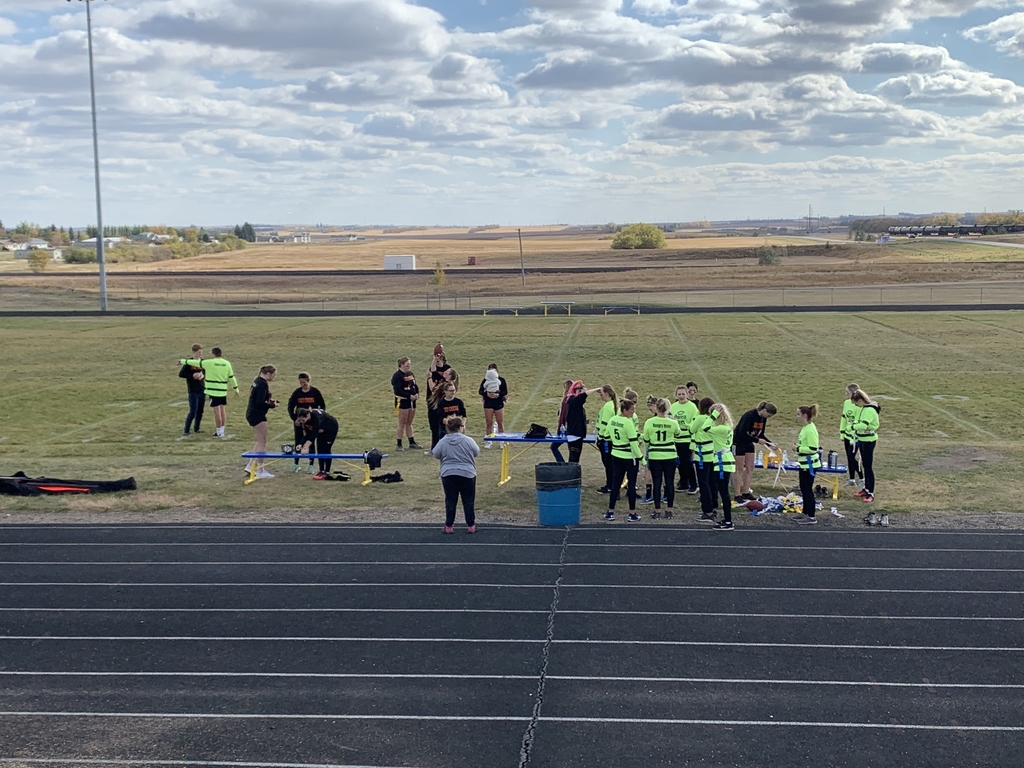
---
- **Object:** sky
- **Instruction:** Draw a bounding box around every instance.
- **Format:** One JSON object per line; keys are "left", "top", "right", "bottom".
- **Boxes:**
{"left": 2, "top": 0, "right": 1024, "bottom": 227}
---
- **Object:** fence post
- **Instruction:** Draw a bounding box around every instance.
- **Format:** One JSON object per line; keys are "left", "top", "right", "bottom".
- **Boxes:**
{"left": 980, "top": 287, "right": 984, "bottom": 305}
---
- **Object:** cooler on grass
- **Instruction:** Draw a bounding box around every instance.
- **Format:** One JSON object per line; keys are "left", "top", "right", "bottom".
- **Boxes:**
{"left": 535, "top": 462, "right": 582, "bottom": 526}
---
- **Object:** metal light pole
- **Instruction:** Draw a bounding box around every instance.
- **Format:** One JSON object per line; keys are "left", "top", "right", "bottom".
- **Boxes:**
{"left": 70, "top": 0, "right": 108, "bottom": 311}
{"left": 517, "top": 228, "right": 525, "bottom": 287}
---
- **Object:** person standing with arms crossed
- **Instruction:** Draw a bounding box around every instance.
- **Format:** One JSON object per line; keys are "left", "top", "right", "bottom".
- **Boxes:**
{"left": 671, "top": 384, "right": 699, "bottom": 494}
{"left": 840, "top": 382, "right": 865, "bottom": 488}
{"left": 179, "top": 346, "right": 239, "bottom": 437}
{"left": 178, "top": 344, "right": 205, "bottom": 437}
{"left": 391, "top": 357, "right": 422, "bottom": 452}
{"left": 850, "top": 389, "right": 881, "bottom": 510}
{"left": 288, "top": 373, "right": 326, "bottom": 473}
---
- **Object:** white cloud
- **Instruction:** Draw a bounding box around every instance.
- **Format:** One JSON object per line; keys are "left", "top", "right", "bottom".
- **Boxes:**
{"left": 965, "top": 11, "right": 1024, "bottom": 56}
{"left": 877, "top": 69, "right": 1024, "bottom": 105}
{"left": 0, "top": 16, "right": 16, "bottom": 36}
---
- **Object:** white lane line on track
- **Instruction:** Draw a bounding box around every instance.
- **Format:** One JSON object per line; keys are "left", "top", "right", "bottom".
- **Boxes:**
{"left": 3, "top": 582, "right": 1023, "bottom": 595}
{"left": 0, "top": 713, "right": 1020, "bottom": 731}
{"left": 3, "top": 561, "right": 1021, "bottom": 573}
{"left": 2, "top": 672, "right": 1020, "bottom": 689}
{"left": 0, "top": 760, "right": 416, "bottom": 768}
{"left": 2, "top": 608, "right": 1022, "bottom": 621}
{"left": 0, "top": 637, "right": 1020, "bottom": 651}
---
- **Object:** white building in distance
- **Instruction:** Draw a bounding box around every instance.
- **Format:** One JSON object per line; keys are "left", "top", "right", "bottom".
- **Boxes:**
{"left": 383, "top": 254, "right": 416, "bottom": 270}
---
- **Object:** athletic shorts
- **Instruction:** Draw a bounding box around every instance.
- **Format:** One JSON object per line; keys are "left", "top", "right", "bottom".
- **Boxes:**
{"left": 482, "top": 396, "right": 504, "bottom": 411}
{"left": 734, "top": 441, "right": 756, "bottom": 456}
{"left": 396, "top": 397, "right": 415, "bottom": 411}
{"left": 210, "top": 396, "right": 227, "bottom": 407}
{"left": 245, "top": 412, "right": 267, "bottom": 428}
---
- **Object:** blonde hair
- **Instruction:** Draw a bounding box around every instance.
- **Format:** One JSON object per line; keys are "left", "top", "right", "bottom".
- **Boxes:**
{"left": 852, "top": 388, "right": 873, "bottom": 405}
{"left": 656, "top": 398, "right": 671, "bottom": 416}
{"left": 710, "top": 403, "right": 733, "bottom": 427}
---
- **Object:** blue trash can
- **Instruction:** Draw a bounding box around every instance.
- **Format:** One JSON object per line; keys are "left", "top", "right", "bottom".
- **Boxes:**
{"left": 536, "top": 462, "right": 582, "bottom": 526}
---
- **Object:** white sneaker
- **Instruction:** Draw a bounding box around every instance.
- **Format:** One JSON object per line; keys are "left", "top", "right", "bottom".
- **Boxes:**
{"left": 880, "top": 514, "right": 890, "bottom": 527}
{"left": 244, "top": 463, "right": 253, "bottom": 473}
{"left": 307, "top": 464, "right": 315, "bottom": 474}
{"left": 484, "top": 442, "right": 493, "bottom": 449}
{"left": 292, "top": 464, "right": 302, "bottom": 473}
{"left": 255, "top": 469, "right": 274, "bottom": 479}
{"left": 845, "top": 478, "right": 858, "bottom": 486}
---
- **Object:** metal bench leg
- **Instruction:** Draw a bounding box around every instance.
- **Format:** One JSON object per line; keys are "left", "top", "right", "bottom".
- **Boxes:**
{"left": 498, "top": 442, "right": 512, "bottom": 486}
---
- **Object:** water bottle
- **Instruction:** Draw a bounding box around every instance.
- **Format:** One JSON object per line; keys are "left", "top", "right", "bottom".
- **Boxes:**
{"left": 757, "top": 449, "right": 764, "bottom": 467}
{"left": 782, "top": 450, "right": 788, "bottom": 465}
{"left": 828, "top": 449, "right": 837, "bottom": 469}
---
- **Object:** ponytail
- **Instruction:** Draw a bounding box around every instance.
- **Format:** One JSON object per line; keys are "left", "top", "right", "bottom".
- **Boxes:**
{"left": 798, "top": 404, "right": 818, "bottom": 421}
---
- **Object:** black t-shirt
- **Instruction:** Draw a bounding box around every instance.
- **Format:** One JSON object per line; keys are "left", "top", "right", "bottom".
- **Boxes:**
{"left": 288, "top": 386, "right": 326, "bottom": 420}
{"left": 734, "top": 408, "right": 767, "bottom": 446}
{"left": 430, "top": 363, "right": 452, "bottom": 388}
{"left": 247, "top": 377, "right": 275, "bottom": 419}
{"left": 301, "top": 410, "right": 338, "bottom": 446}
{"left": 439, "top": 397, "right": 467, "bottom": 422}
{"left": 392, "top": 369, "right": 418, "bottom": 401}
{"left": 565, "top": 392, "right": 588, "bottom": 438}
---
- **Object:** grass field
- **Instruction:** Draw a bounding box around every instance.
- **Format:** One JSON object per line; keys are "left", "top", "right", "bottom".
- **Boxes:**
{"left": 1, "top": 311, "right": 1022, "bottom": 524}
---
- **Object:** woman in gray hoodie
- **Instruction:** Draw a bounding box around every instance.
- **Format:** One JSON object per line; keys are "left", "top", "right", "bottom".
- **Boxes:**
{"left": 432, "top": 416, "right": 481, "bottom": 534}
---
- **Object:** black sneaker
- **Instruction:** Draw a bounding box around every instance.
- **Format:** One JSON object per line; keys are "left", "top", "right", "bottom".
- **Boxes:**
{"left": 741, "top": 492, "right": 755, "bottom": 501}
{"left": 651, "top": 511, "right": 662, "bottom": 519}
{"left": 597, "top": 486, "right": 611, "bottom": 494}
{"left": 664, "top": 510, "right": 673, "bottom": 519}
{"left": 627, "top": 513, "right": 641, "bottom": 522}
{"left": 713, "top": 520, "right": 734, "bottom": 531}
{"left": 408, "top": 441, "right": 423, "bottom": 450}
{"left": 639, "top": 494, "right": 655, "bottom": 505}
{"left": 796, "top": 516, "right": 819, "bottom": 525}
{"left": 604, "top": 511, "right": 615, "bottom": 521}
{"left": 687, "top": 487, "right": 700, "bottom": 495}
{"left": 696, "top": 513, "right": 717, "bottom": 522}
{"left": 733, "top": 495, "right": 747, "bottom": 505}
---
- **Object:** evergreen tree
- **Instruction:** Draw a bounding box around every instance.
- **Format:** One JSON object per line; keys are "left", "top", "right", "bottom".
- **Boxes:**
{"left": 234, "top": 224, "right": 244, "bottom": 239}
{"left": 241, "top": 222, "right": 256, "bottom": 242}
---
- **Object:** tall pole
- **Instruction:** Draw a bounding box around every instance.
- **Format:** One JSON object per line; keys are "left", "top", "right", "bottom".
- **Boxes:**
{"left": 517, "top": 228, "right": 525, "bottom": 287}
{"left": 83, "top": 0, "right": 108, "bottom": 311}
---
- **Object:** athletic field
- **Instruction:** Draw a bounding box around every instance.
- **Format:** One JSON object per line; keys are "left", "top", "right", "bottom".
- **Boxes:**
{"left": 0, "top": 311, "right": 1021, "bottom": 520}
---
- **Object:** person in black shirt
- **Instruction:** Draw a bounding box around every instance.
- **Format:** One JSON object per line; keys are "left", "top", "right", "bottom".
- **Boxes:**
{"left": 391, "top": 357, "right": 421, "bottom": 451}
{"left": 245, "top": 365, "right": 279, "bottom": 478}
{"left": 732, "top": 401, "right": 778, "bottom": 503}
{"left": 287, "top": 372, "right": 326, "bottom": 473}
{"left": 178, "top": 343, "right": 205, "bottom": 437}
{"left": 478, "top": 362, "right": 509, "bottom": 439}
{"left": 565, "top": 380, "right": 601, "bottom": 463}
{"left": 427, "top": 347, "right": 452, "bottom": 391}
{"left": 294, "top": 407, "right": 340, "bottom": 479}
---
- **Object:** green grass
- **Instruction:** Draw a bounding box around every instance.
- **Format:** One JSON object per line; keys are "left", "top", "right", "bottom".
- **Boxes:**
{"left": 1, "top": 312, "right": 1022, "bottom": 521}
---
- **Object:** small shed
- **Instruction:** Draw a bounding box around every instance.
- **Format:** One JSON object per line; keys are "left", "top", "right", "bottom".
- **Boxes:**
{"left": 384, "top": 254, "right": 416, "bottom": 270}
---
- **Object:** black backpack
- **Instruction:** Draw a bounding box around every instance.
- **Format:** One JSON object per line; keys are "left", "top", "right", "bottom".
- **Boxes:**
{"left": 525, "top": 423, "right": 550, "bottom": 439}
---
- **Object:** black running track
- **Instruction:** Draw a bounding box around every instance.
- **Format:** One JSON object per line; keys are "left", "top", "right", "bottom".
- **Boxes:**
{"left": 1, "top": 523, "right": 1023, "bottom": 768}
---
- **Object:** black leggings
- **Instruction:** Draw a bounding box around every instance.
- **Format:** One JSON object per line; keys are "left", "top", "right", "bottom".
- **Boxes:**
{"left": 609, "top": 456, "right": 639, "bottom": 511}
{"left": 843, "top": 439, "right": 862, "bottom": 480}
{"left": 709, "top": 470, "right": 733, "bottom": 523}
{"left": 441, "top": 474, "right": 476, "bottom": 527}
{"left": 858, "top": 441, "right": 876, "bottom": 494}
{"left": 428, "top": 407, "right": 443, "bottom": 449}
{"left": 694, "top": 460, "right": 714, "bottom": 514}
{"left": 676, "top": 445, "right": 696, "bottom": 490}
{"left": 799, "top": 469, "right": 816, "bottom": 516}
{"left": 648, "top": 458, "right": 676, "bottom": 510}
{"left": 567, "top": 439, "right": 584, "bottom": 464}
{"left": 599, "top": 439, "right": 614, "bottom": 488}
{"left": 316, "top": 427, "right": 338, "bottom": 474}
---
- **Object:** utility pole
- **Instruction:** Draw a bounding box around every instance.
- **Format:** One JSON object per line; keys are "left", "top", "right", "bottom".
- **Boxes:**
{"left": 71, "top": 0, "right": 109, "bottom": 311}
{"left": 517, "top": 228, "right": 525, "bottom": 287}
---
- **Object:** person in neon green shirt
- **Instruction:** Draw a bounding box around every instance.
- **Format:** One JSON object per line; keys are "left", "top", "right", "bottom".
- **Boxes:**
{"left": 839, "top": 382, "right": 864, "bottom": 487}
{"left": 605, "top": 399, "right": 643, "bottom": 522}
{"left": 179, "top": 346, "right": 239, "bottom": 437}
{"left": 706, "top": 404, "right": 736, "bottom": 530}
{"left": 642, "top": 398, "right": 683, "bottom": 519}
{"left": 594, "top": 385, "right": 618, "bottom": 494}
{"left": 691, "top": 397, "right": 716, "bottom": 522}
{"left": 850, "top": 388, "right": 881, "bottom": 506}
{"left": 670, "top": 385, "right": 699, "bottom": 494}
{"left": 794, "top": 404, "right": 823, "bottom": 524}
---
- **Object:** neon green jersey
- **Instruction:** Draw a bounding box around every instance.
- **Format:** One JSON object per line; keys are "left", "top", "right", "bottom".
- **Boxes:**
{"left": 181, "top": 357, "right": 238, "bottom": 398}
{"left": 669, "top": 401, "right": 694, "bottom": 442}
{"left": 690, "top": 413, "right": 715, "bottom": 462}
{"left": 596, "top": 400, "right": 616, "bottom": 439}
{"left": 608, "top": 414, "right": 642, "bottom": 460}
{"left": 797, "top": 423, "right": 822, "bottom": 470}
{"left": 839, "top": 398, "right": 856, "bottom": 441}
{"left": 642, "top": 416, "right": 683, "bottom": 460}
{"left": 852, "top": 405, "right": 879, "bottom": 443}
{"left": 708, "top": 423, "right": 735, "bottom": 475}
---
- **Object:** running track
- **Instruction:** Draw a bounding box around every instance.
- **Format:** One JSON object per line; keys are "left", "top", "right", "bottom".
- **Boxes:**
{"left": 0, "top": 523, "right": 1022, "bottom": 767}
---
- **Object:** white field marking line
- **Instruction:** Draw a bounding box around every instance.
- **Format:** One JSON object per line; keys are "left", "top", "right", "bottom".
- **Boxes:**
{"left": 4, "top": 608, "right": 1020, "bottom": 622}
{"left": 551, "top": 640, "right": 1024, "bottom": 651}
{"left": 665, "top": 317, "right": 721, "bottom": 402}
{"left": 2, "top": 672, "right": 1020, "bottom": 690}
{"left": 0, "top": 760, "right": 418, "bottom": 768}
{"left": 1, "top": 637, "right": 1020, "bottom": 651}
{"left": 5, "top": 561, "right": 1019, "bottom": 573}
{"left": 4, "top": 524, "right": 1023, "bottom": 535}
{"left": 46, "top": 398, "right": 183, "bottom": 443}
{"left": 0, "top": 637, "right": 546, "bottom": 643}
{"left": 538, "top": 717, "right": 1024, "bottom": 731}
{"left": 760, "top": 315, "right": 1001, "bottom": 440}
{"left": 273, "top": 317, "right": 495, "bottom": 443}
{"left": 852, "top": 313, "right": 1024, "bottom": 376}
{"left": 952, "top": 314, "right": 1024, "bottom": 338}
{"left": 507, "top": 317, "right": 582, "bottom": 431}
{"left": 4, "top": 582, "right": 1024, "bottom": 595}
{"left": 0, "top": 713, "right": 1020, "bottom": 731}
